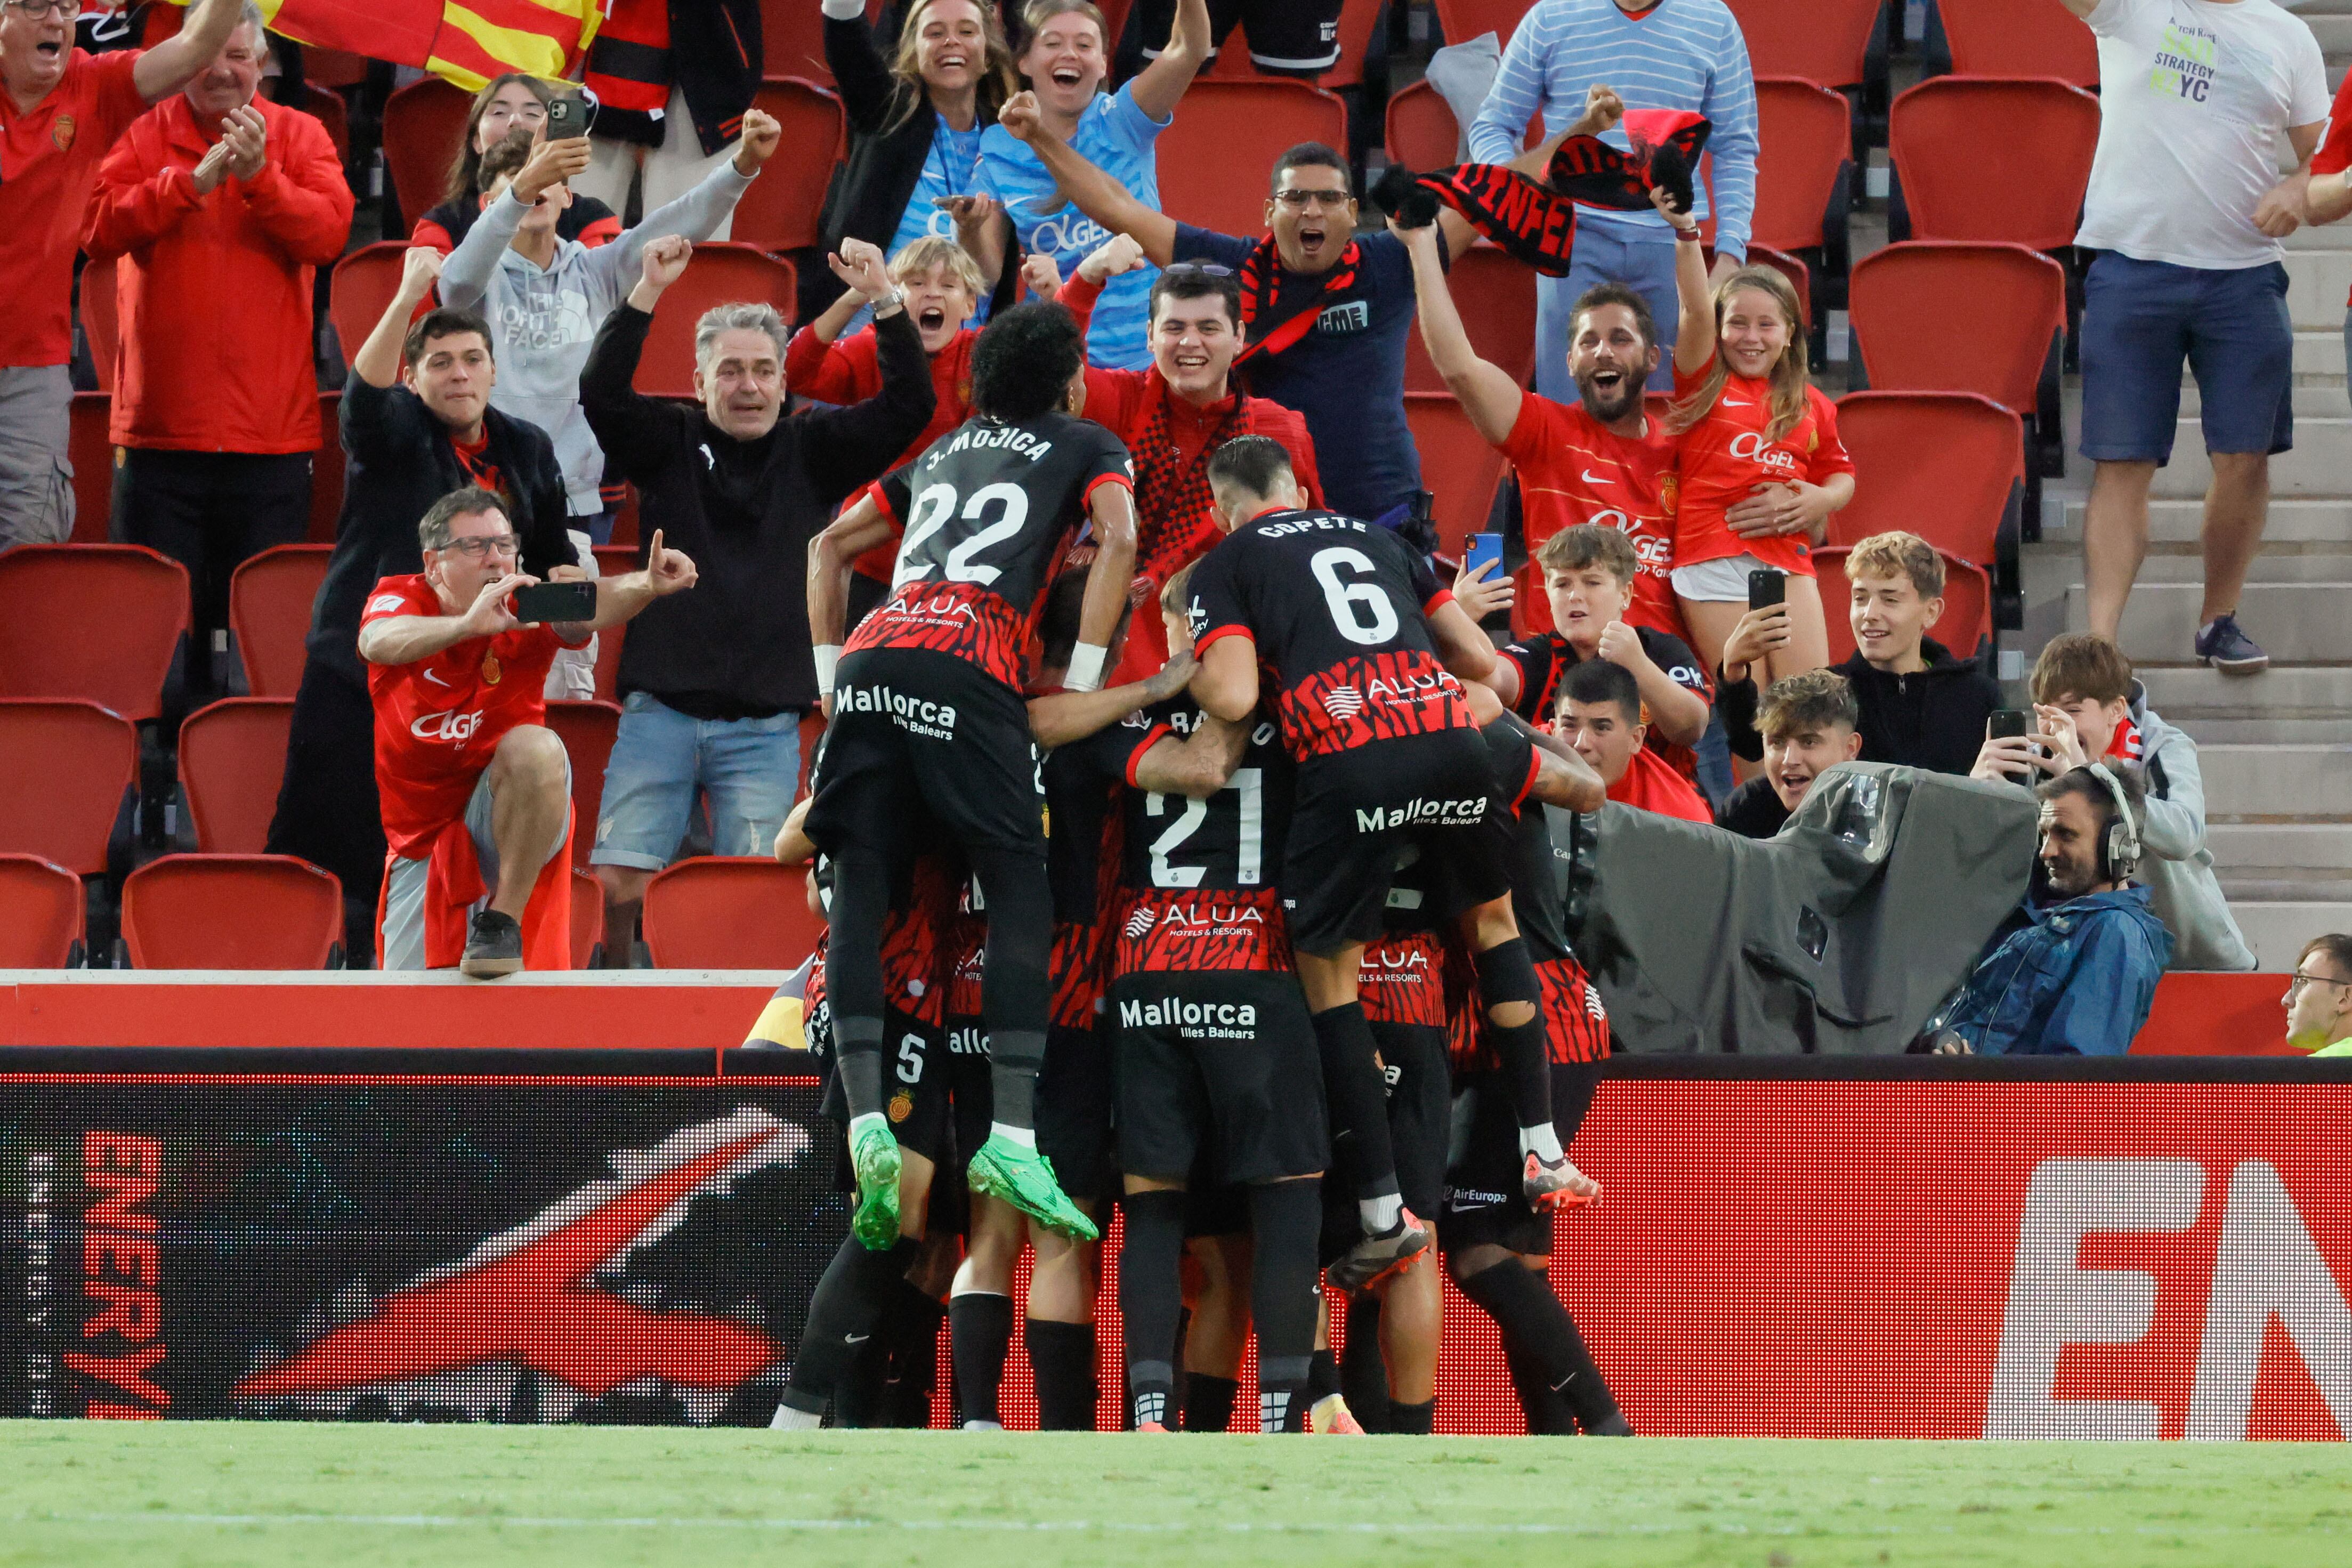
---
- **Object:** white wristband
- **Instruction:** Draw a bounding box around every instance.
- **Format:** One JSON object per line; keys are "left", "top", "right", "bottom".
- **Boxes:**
{"left": 1063, "top": 642, "right": 1109, "bottom": 692}
{"left": 814, "top": 644, "right": 842, "bottom": 695}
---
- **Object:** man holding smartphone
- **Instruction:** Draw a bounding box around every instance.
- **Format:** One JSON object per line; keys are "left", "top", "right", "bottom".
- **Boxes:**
{"left": 359, "top": 487, "right": 696, "bottom": 976}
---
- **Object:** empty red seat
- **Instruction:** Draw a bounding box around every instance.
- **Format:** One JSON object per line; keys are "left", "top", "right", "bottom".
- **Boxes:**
{"left": 633, "top": 245, "right": 799, "bottom": 399}
{"left": 1818, "top": 545, "right": 1992, "bottom": 662}
{"left": 68, "top": 392, "right": 114, "bottom": 543}
{"left": 0, "top": 545, "right": 189, "bottom": 721}
{"left": 1849, "top": 241, "right": 2067, "bottom": 417}
{"left": 1751, "top": 77, "right": 1852, "bottom": 255}
{"left": 1433, "top": 0, "right": 1534, "bottom": 46}
{"left": 179, "top": 698, "right": 294, "bottom": 854}
{"left": 379, "top": 76, "right": 472, "bottom": 234}
{"left": 119, "top": 854, "right": 344, "bottom": 969}
{"left": 1157, "top": 80, "right": 1349, "bottom": 237}
{"left": 545, "top": 699, "right": 623, "bottom": 871}
{"left": 1403, "top": 392, "right": 1506, "bottom": 558}
{"left": 1889, "top": 77, "right": 2099, "bottom": 249}
{"left": 0, "top": 700, "right": 139, "bottom": 875}
{"left": 327, "top": 242, "right": 413, "bottom": 368}
{"left": 0, "top": 854, "right": 86, "bottom": 967}
{"left": 1405, "top": 245, "right": 1537, "bottom": 394}
{"left": 1386, "top": 79, "right": 1460, "bottom": 171}
{"left": 1830, "top": 391, "right": 2022, "bottom": 567}
{"left": 1739, "top": 244, "right": 1814, "bottom": 330}
{"left": 229, "top": 543, "right": 333, "bottom": 698}
{"left": 592, "top": 545, "right": 636, "bottom": 700}
{"left": 643, "top": 856, "right": 825, "bottom": 970}
{"left": 734, "top": 79, "right": 844, "bottom": 254}
{"left": 1931, "top": 0, "right": 2097, "bottom": 90}
{"left": 300, "top": 83, "right": 351, "bottom": 163}
{"left": 1725, "top": 0, "right": 1882, "bottom": 90}
{"left": 571, "top": 868, "right": 607, "bottom": 970}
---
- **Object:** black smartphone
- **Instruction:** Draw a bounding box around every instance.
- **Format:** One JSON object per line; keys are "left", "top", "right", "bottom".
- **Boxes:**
{"left": 1987, "top": 709, "right": 2031, "bottom": 740}
{"left": 1747, "top": 568, "right": 1787, "bottom": 611}
{"left": 513, "top": 581, "right": 596, "bottom": 624}
{"left": 544, "top": 91, "right": 594, "bottom": 139}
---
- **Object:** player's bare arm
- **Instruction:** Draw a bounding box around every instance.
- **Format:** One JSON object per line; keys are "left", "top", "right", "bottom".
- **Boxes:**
{"left": 1064, "top": 484, "right": 1140, "bottom": 690}
{"left": 807, "top": 495, "right": 897, "bottom": 706}
{"left": 1028, "top": 650, "right": 1197, "bottom": 750}
{"left": 1427, "top": 597, "right": 1501, "bottom": 689}
{"left": 1130, "top": 712, "right": 1250, "bottom": 801}
{"left": 1191, "top": 634, "right": 1260, "bottom": 723}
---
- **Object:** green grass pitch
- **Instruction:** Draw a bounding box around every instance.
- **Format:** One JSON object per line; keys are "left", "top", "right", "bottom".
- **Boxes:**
{"left": 3, "top": 1422, "right": 2346, "bottom": 1568}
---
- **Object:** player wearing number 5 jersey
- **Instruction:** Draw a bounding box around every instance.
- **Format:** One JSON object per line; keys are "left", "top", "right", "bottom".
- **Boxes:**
{"left": 806, "top": 303, "right": 1138, "bottom": 1258}
{"left": 1186, "top": 437, "right": 1608, "bottom": 1291}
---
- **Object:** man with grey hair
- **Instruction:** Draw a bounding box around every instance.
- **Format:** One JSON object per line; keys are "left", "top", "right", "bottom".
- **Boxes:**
{"left": 577, "top": 233, "right": 931, "bottom": 959}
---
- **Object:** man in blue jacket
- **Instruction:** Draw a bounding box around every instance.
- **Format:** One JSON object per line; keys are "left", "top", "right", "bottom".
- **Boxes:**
{"left": 1926, "top": 763, "right": 2173, "bottom": 1056}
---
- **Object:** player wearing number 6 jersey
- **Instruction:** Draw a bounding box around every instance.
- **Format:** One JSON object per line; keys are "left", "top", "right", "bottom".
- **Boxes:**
{"left": 1186, "top": 436, "right": 1608, "bottom": 1292}
{"left": 806, "top": 302, "right": 1138, "bottom": 1258}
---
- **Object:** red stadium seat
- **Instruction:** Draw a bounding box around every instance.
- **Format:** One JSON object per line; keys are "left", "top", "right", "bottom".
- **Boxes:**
{"left": 380, "top": 76, "right": 472, "bottom": 234}
{"left": 1157, "top": 80, "right": 1348, "bottom": 237}
{"left": 762, "top": 0, "right": 885, "bottom": 81}
{"left": 1433, "top": 0, "right": 1534, "bottom": 47}
{"left": 1206, "top": 0, "right": 1382, "bottom": 89}
{"left": 1830, "top": 391, "right": 2022, "bottom": 567}
{"left": 1386, "top": 79, "right": 1460, "bottom": 171}
{"left": 545, "top": 699, "right": 622, "bottom": 871}
{"left": 230, "top": 544, "right": 333, "bottom": 699}
{"left": 642, "top": 856, "right": 825, "bottom": 969}
{"left": 311, "top": 391, "right": 345, "bottom": 541}
{"left": 80, "top": 252, "right": 118, "bottom": 392}
{"left": 1929, "top": 0, "right": 2097, "bottom": 90}
{"left": 633, "top": 245, "right": 798, "bottom": 399}
{"left": 1817, "top": 545, "right": 1992, "bottom": 664}
{"left": 1751, "top": 77, "right": 1852, "bottom": 255}
{"left": 571, "top": 868, "right": 607, "bottom": 970}
{"left": 0, "top": 854, "right": 86, "bottom": 967}
{"left": 1403, "top": 392, "right": 1505, "bottom": 557}
{"left": 299, "top": 83, "right": 351, "bottom": 163}
{"left": 327, "top": 242, "right": 412, "bottom": 370}
{"left": 1889, "top": 77, "right": 2099, "bottom": 249}
{"left": 1404, "top": 244, "right": 1536, "bottom": 394}
{"left": 735, "top": 79, "right": 844, "bottom": 254}
{"left": 1849, "top": 242, "right": 2066, "bottom": 417}
{"left": 119, "top": 854, "right": 344, "bottom": 969}
{"left": 179, "top": 698, "right": 295, "bottom": 854}
{"left": 592, "top": 545, "right": 636, "bottom": 700}
{"left": 0, "top": 700, "right": 139, "bottom": 875}
{"left": 0, "top": 545, "right": 189, "bottom": 721}
{"left": 1737, "top": 244, "right": 1814, "bottom": 330}
{"left": 68, "top": 391, "right": 113, "bottom": 542}
{"left": 1724, "top": 0, "right": 1882, "bottom": 90}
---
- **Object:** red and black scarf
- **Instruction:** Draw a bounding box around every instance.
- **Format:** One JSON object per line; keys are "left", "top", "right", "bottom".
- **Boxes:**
{"left": 1234, "top": 233, "right": 1361, "bottom": 366}
{"left": 1133, "top": 377, "right": 1246, "bottom": 578}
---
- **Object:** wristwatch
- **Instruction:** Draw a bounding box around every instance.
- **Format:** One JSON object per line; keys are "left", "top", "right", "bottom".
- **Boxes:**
{"left": 871, "top": 288, "right": 907, "bottom": 319}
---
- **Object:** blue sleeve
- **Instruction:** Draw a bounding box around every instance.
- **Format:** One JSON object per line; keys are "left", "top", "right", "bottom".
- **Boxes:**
{"left": 1468, "top": 9, "right": 1550, "bottom": 164}
{"left": 2037, "top": 918, "right": 2161, "bottom": 1057}
{"left": 1174, "top": 224, "right": 1254, "bottom": 268}
{"left": 1702, "top": 12, "right": 1760, "bottom": 261}
{"left": 1104, "top": 81, "right": 1173, "bottom": 149}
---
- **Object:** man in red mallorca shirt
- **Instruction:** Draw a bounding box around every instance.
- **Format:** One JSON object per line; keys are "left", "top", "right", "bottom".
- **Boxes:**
{"left": 0, "top": 0, "right": 244, "bottom": 546}
{"left": 1056, "top": 233, "right": 1324, "bottom": 684}
{"left": 360, "top": 487, "right": 696, "bottom": 976}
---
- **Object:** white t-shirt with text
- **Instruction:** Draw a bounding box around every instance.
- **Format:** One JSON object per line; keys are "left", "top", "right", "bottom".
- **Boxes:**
{"left": 2075, "top": 0, "right": 2327, "bottom": 268}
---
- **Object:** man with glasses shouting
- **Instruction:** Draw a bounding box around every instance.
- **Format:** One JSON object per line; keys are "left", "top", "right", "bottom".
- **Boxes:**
{"left": 268, "top": 248, "right": 577, "bottom": 957}
{"left": 2286, "top": 936, "right": 2352, "bottom": 1057}
{"left": 0, "top": 0, "right": 245, "bottom": 546}
{"left": 360, "top": 487, "right": 696, "bottom": 975}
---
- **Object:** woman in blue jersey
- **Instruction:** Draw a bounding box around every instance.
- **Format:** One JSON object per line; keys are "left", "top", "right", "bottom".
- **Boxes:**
{"left": 977, "top": 0, "right": 1209, "bottom": 369}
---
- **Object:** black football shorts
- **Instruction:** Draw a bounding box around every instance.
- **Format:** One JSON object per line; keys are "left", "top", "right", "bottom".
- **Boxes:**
{"left": 1111, "top": 970, "right": 1328, "bottom": 1186}
{"left": 1136, "top": 0, "right": 1343, "bottom": 74}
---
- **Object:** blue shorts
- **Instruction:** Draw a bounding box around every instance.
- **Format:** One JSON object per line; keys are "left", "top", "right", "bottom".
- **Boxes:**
{"left": 2079, "top": 252, "right": 2292, "bottom": 465}
{"left": 588, "top": 692, "right": 803, "bottom": 871}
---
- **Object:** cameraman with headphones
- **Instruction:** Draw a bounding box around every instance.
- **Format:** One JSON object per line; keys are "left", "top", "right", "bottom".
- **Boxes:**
{"left": 1924, "top": 758, "right": 2175, "bottom": 1056}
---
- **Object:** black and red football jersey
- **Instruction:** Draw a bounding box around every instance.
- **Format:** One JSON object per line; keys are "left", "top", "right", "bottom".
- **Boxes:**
{"left": 1044, "top": 745, "right": 1126, "bottom": 1028}
{"left": 1184, "top": 508, "right": 1473, "bottom": 760}
{"left": 847, "top": 412, "right": 1135, "bottom": 690}
{"left": 876, "top": 853, "right": 962, "bottom": 1027}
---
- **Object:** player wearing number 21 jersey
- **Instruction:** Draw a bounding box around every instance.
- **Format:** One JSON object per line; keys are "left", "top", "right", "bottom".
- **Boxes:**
{"left": 802, "top": 303, "right": 1137, "bottom": 1265}
{"left": 1185, "top": 435, "right": 1608, "bottom": 1294}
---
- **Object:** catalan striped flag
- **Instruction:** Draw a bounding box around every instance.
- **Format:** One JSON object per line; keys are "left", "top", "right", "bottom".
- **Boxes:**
{"left": 173, "top": 0, "right": 605, "bottom": 94}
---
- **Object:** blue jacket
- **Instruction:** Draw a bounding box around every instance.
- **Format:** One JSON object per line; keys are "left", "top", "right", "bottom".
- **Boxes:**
{"left": 1936, "top": 887, "right": 2174, "bottom": 1056}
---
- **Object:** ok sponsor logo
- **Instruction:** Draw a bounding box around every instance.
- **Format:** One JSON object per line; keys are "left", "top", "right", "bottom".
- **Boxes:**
{"left": 410, "top": 709, "right": 485, "bottom": 744}
{"left": 1728, "top": 431, "right": 1799, "bottom": 473}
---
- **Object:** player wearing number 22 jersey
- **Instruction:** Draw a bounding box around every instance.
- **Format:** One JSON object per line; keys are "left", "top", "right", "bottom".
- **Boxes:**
{"left": 804, "top": 303, "right": 1137, "bottom": 1257}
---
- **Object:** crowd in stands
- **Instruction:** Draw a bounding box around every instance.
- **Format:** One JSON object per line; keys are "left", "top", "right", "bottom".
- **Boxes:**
{"left": 0, "top": 0, "right": 2344, "bottom": 1053}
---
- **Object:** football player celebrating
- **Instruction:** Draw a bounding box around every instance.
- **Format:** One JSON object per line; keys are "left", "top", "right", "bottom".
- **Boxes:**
{"left": 806, "top": 302, "right": 1137, "bottom": 1252}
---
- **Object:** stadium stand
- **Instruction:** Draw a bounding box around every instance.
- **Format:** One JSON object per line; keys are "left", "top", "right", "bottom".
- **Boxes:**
{"left": 642, "top": 856, "right": 826, "bottom": 968}
{"left": 1403, "top": 391, "right": 1506, "bottom": 556}
{"left": 734, "top": 79, "right": 846, "bottom": 254}
{"left": 1724, "top": 0, "right": 1886, "bottom": 100}
{"left": 1750, "top": 76, "right": 1854, "bottom": 311}
{"left": 571, "top": 868, "right": 608, "bottom": 969}
{"left": 179, "top": 698, "right": 297, "bottom": 855}
{"left": 1404, "top": 244, "right": 1537, "bottom": 393}
{"left": 761, "top": 0, "right": 887, "bottom": 83}
{"left": 0, "top": 545, "right": 190, "bottom": 723}
{"left": 1886, "top": 76, "right": 2100, "bottom": 248}
{"left": 1831, "top": 390, "right": 2023, "bottom": 634}
{"left": 1816, "top": 543, "right": 1992, "bottom": 664}
{"left": 1385, "top": 78, "right": 1460, "bottom": 171}
{"left": 229, "top": 544, "right": 333, "bottom": 699}
{"left": 0, "top": 700, "right": 139, "bottom": 876}
{"left": 544, "top": 699, "right": 623, "bottom": 872}
{"left": 0, "top": 854, "right": 87, "bottom": 968}
{"left": 311, "top": 393, "right": 347, "bottom": 541}
{"left": 631, "top": 245, "right": 800, "bottom": 399}
{"left": 1432, "top": 0, "right": 1534, "bottom": 47}
{"left": 1156, "top": 80, "right": 1349, "bottom": 237}
{"left": 326, "top": 242, "right": 413, "bottom": 369}
{"left": 67, "top": 393, "right": 114, "bottom": 544}
{"left": 79, "top": 253, "right": 118, "bottom": 393}
{"left": 1923, "top": 0, "right": 2098, "bottom": 88}
{"left": 118, "top": 854, "right": 345, "bottom": 969}
{"left": 592, "top": 545, "right": 636, "bottom": 701}
{"left": 378, "top": 75, "right": 472, "bottom": 234}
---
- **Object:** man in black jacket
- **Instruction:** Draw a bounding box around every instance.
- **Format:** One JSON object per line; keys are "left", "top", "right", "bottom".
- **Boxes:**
{"left": 1715, "top": 530, "right": 2001, "bottom": 779}
{"left": 268, "top": 247, "right": 576, "bottom": 953}
{"left": 581, "top": 233, "right": 933, "bottom": 958}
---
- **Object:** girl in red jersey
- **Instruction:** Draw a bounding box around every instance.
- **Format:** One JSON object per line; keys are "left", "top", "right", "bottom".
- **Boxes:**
{"left": 1653, "top": 188, "right": 1855, "bottom": 691}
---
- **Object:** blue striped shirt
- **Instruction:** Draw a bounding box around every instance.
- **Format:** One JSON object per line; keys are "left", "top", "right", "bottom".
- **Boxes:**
{"left": 1466, "top": 0, "right": 1759, "bottom": 258}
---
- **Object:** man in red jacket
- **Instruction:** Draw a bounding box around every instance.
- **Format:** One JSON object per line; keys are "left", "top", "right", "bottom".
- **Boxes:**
{"left": 83, "top": 4, "right": 352, "bottom": 700}
{"left": 0, "top": 0, "right": 244, "bottom": 547}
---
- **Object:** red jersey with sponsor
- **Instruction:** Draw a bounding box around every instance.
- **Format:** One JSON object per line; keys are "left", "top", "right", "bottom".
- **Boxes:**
{"left": 847, "top": 410, "right": 1135, "bottom": 691}
{"left": 1608, "top": 745, "right": 1714, "bottom": 823}
{"left": 1450, "top": 954, "right": 1611, "bottom": 1069}
{"left": 361, "top": 575, "right": 578, "bottom": 856}
{"left": 1185, "top": 508, "right": 1472, "bottom": 761}
{"left": 1669, "top": 367, "right": 1854, "bottom": 578}
{"left": 1044, "top": 742, "right": 1126, "bottom": 1028}
{"left": 878, "top": 855, "right": 961, "bottom": 1027}
{"left": 1497, "top": 392, "right": 1680, "bottom": 639}
{"left": 0, "top": 48, "right": 147, "bottom": 368}
{"left": 1358, "top": 927, "right": 1450, "bottom": 1029}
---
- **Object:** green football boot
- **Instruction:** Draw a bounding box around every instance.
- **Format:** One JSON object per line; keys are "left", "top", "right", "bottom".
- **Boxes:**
{"left": 847, "top": 1116, "right": 902, "bottom": 1251}
{"left": 967, "top": 1135, "right": 1098, "bottom": 1241}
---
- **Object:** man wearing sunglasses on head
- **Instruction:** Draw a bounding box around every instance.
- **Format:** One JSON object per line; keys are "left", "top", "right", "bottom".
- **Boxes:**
{"left": 0, "top": 0, "right": 246, "bottom": 547}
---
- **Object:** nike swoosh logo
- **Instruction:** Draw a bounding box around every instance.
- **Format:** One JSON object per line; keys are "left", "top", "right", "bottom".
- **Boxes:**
{"left": 1581, "top": 470, "right": 1611, "bottom": 485}
{"left": 423, "top": 669, "right": 452, "bottom": 687}
{"left": 843, "top": 1334, "right": 871, "bottom": 1345}
{"left": 1722, "top": 397, "right": 1751, "bottom": 406}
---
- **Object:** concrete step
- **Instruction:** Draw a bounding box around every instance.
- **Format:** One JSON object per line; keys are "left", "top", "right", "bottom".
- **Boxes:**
{"left": 2231, "top": 902, "right": 2352, "bottom": 972}
{"left": 2065, "top": 581, "right": 2352, "bottom": 665}
{"left": 2139, "top": 665, "right": 2352, "bottom": 720}
{"left": 2181, "top": 378, "right": 2346, "bottom": 416}
{"left": 2288, "top": 250, "right": 2352, "bottom": 330}
{"left": 2197, "top": 745, "right": 2352, "bottom": 819}
{"left": 2106, "top": 547, "right": 2352, "bottom": 584}
{"left": 2207, "top": 823, "right": 2352, "bottom": 872}
{"left": 2305, "top": 12, "right": 2352, "bottom": 52}
{"left": 2171, "top": 716, "right": 2352, "bottom": 745}
{"left": 2052, "top": 498, "right": 2352, "bottom": 545}
{"left": 2294, "top": 328, "right": 2348, "bottom": 382}
{"left": 2147, "top": 419, "right": 2352, "bottom": 496}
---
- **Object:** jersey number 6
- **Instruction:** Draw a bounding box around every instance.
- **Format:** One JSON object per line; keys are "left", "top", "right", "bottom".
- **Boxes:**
{"left": 1311, "top": 546, "right": 1400, "bottom": 647}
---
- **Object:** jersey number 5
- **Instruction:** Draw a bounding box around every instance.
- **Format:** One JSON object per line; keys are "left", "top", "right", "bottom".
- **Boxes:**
{"left": 895, "top": 481, "right": 1032, "bottom": 589}
{"left": 1310, "top": 546, "right": 1400, "bottom": 647}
